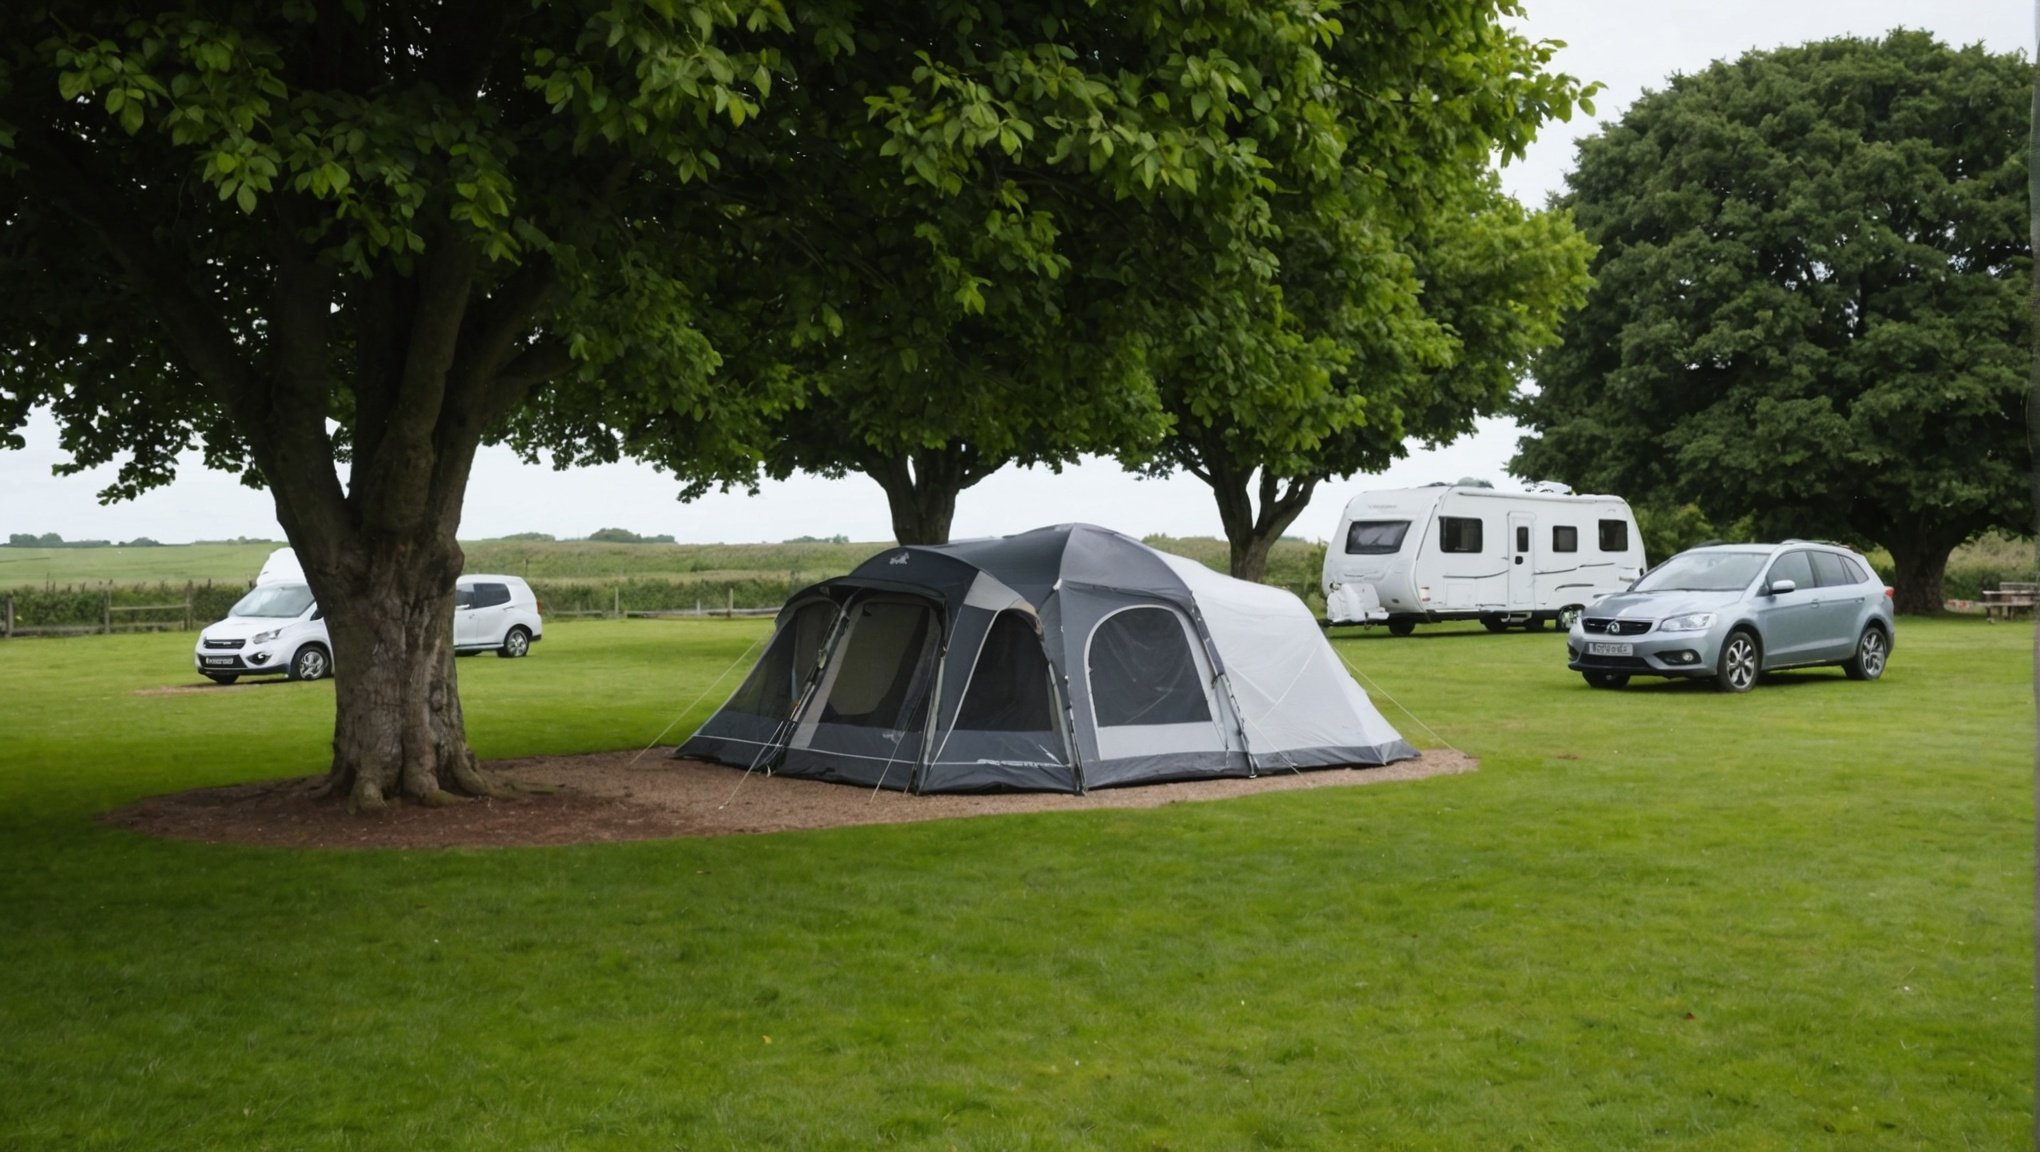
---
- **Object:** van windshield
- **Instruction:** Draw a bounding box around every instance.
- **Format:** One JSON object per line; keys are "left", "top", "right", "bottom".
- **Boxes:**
{"left": 1632, "top": 552, "right": 1768, "bottom": 593}
{"left": 230, "top": 584, "right": 316, "bottom": 619}
{"left": 1345, "top": 520, "right": 1410, "bottom": 555}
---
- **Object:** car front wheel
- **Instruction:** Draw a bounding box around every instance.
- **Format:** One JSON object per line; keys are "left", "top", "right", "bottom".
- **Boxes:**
{"left": 1844, "top": 626, "right": 1888, "bottom": 681}
{"left": 288, "top": 644, "right": 330, "bottom": 682}
{"left": 1583, "top": 670, "right": 1629, "bottom": 689}
{"left": 1714, "top": 630, "right": 1759, "bottom": 693}
{"left": 499, "top": 626, "right": 531, "bottom": 658}
{"left": 205, "top": 673, "right": 239, "bottom": 685}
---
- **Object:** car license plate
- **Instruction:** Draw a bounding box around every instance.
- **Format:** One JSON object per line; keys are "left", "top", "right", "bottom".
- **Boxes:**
{"left": 203, "top": 656, "right": 238, "bottom": 667}
{"left": 1586, "top": 642, "right": 1633, "bottom": 657}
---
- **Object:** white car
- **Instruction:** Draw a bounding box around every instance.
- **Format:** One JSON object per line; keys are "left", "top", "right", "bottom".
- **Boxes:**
{"left": 453, "top": 574, "right": 544, "bottom": 658}
{"left": 193, "top": 574, "right": 543, "bottom": 683}
{"left": 193, "top": 582, "right": 332, "bottom": 684}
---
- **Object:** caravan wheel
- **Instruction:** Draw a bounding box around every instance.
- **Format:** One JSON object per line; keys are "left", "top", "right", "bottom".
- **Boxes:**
{"left": 1479, "top": 615, "right": 1508, "bottom": 633}
{"left": 1387, "top": 620, "right": 1416, "bottom": 637}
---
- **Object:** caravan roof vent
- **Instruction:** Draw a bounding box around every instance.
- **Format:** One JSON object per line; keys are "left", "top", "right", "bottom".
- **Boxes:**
{"left": 1454, "top": 477, "right": 1495, "bottom": 489}
{"left": 1526, "top": 480, "right": 1574, "bottom": 495}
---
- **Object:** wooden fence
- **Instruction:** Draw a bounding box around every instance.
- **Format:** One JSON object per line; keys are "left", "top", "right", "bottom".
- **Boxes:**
{"left": 2, "top": 592, "right": 195, "bottom": 638}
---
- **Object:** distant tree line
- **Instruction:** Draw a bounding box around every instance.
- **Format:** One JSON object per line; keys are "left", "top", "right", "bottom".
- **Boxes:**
{"left": 6, "top": 532, "right": 162, "bottom": 548}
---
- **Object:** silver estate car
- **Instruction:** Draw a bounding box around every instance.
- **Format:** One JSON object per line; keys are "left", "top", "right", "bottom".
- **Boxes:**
{"left": 1567, "top": 542, "right": 1895, "bottom": 692}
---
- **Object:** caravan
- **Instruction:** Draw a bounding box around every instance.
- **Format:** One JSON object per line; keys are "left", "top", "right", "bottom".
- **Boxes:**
{"left": 1321, "top": 483, "right": 1645, "bottom": 634}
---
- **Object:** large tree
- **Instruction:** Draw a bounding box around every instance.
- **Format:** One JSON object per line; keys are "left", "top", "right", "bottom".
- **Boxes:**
{"left": 1512, "top": 31, "right": 2032, "bottom": 613}
{"left": 1114, "top": 3, "right": 1596, "bottom": 581}
{"left": 1145, "top": 174, "right": 1593, "bottom": 580}
{"left": 0, "top": 0, "right": 793, "bottom": 808}
{"left": 533, "top": 1, "right": 1592, "bottom": 553}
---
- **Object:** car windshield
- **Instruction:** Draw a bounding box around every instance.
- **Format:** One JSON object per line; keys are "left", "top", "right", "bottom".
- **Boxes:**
{"left": 229, "top": 584, "right": 316, "bottom": 619}
{"left": 1632, "top": 551, "right": 1769, "bottom": 593}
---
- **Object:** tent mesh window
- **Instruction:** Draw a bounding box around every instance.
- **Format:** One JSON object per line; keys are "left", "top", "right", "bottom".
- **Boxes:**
{"left": 723, "top": 600, "right": 836, "bottom": 718}
{"left": 955, "top": 611, "right": 1057, "bottom": 731}
{"left": 820, "top": 599, "right": 938, "bottom": 730}
{"left": 1088, "top": 606, "right": 1211, "bottom": 726}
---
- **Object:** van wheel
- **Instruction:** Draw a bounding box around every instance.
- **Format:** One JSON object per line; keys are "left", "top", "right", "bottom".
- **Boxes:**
{"left": 1714, "top": 630, "right": 1759, "bottom": 693}
{"left": 1479, "top": 615, "right": 1507, "bottom": 633}
{"left": 1387, "top": 620, "right": 1416, "bottom": 637}
{"left": 499, "top": 626, "right": 531, "bottom": 658}
{"left": 205, "top": 674, "right": 239, "bottom": 685}
{"left": 288, "top": 644, "right": 330, "bottom": 682}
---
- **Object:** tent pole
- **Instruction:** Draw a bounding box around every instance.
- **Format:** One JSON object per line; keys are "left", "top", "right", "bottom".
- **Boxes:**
{"left": 769, "top": 600, "right": 854, "bottom": 774}
{"left": 1054, "top": 670, "right": 1087, "bottom": 795}
{"left": 909, "top": 630, "right": 949, "bottom": 796}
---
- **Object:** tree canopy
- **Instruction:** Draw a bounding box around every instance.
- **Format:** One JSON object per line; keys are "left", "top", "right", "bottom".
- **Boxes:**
{"left": 1511, "top": 31, "right": 2032, "bottom": 612}
{"left": 1140, "top": 171, "right": 1593, "bottom": 579}
{"left": 519, "top": 0, "right": 1597, "bottom": 555}
{"left": 0, "top": 0, "right": 792, "bottom": 807}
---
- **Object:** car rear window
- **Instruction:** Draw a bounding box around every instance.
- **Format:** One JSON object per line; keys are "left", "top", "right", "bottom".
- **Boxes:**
{"left": 1810, "top": 551, "right": 1860, "bottom": 588}
{"left": 1344, "top": 520, "right": 1410, "bottom": 555}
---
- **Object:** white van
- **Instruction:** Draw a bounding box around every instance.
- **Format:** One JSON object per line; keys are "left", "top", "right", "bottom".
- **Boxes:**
{"left": 453, "top": 574, "right": 544, "bottom": 658}
{"left": 193, "top": 581, "right": 332, "bottom": 683}
{"left": 193, "top": 572, "right": 543, "bottom": 683}
{"left": 1321, "top": 483, "right": 1645, "bottom": 634}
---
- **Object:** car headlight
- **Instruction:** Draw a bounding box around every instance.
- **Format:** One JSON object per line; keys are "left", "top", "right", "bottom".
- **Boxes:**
{"left": 1659, "top": 613, "right": 1715, "bottom": 633}
{"left": 253, "top": 629, "right": 282, "bottom": 644}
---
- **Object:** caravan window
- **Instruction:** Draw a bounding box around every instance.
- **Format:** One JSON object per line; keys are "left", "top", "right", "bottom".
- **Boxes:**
{"left": 1598, "top": 519, "right": 1630, "bottom": 552}
{"left": 821, "top": 600, "right": 938, "bottom": 729}
{"left": 955, "top": 612, "right": 1057, "bottom": 732}
{"left": 1439, "top": 517, "right": 1483, "bottom": 554}
{"left": 1344, "top": 520, "right": 1410, "bottom": 555}
{"left": 1088, "top": 607, "right": 1211, "bottom": 727}
{"left": 1552, "top": 525, "right": 1579, "bottom": 553}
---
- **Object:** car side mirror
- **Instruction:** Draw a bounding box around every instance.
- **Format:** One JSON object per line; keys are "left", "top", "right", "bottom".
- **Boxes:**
{"left": 1766, "top": 579, "right": 1796, "bottom": 596}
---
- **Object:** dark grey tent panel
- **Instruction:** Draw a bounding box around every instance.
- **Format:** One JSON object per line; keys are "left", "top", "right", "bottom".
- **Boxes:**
{"left": 677, "top": 524, "right": 1415, "bottom": 793}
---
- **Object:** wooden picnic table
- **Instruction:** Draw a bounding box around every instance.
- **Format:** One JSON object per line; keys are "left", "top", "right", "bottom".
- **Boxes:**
{"left": 1982, "top": 582, "right": 2037, "bottom": 622}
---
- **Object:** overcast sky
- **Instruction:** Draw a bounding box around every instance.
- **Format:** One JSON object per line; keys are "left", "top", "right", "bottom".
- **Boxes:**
{"left": 2, "top": 1, "right": 2026, "bottom": 546}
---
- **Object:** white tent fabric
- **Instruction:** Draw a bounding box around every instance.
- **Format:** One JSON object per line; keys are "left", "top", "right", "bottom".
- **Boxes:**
{"left": 1155, "top": 553, "right": 1409, "bottom": 769}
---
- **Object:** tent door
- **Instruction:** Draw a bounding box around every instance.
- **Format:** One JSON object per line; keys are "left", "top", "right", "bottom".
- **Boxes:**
{"left": 784, "top": 594, "right": 943, "bottom": 788}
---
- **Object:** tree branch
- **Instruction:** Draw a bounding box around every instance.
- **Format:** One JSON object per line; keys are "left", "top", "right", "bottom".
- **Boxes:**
{"left": 15, "top": 128, "right": 263, "bottom": 428}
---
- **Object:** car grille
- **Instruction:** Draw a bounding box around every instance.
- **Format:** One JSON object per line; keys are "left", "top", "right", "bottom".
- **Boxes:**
{"left": 1575, "top": 654, "right": 1652, "bottom": 670}
{"left": 1582, "top": 618, "right": 1651, "bottom": 636}
{"left": 203, "top": 639, "right": 246, "bottom": 650}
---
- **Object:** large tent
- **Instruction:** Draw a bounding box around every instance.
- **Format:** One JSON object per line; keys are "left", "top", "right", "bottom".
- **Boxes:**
{"left": 679, "top": 524, "right": 1416, "bottom": 793}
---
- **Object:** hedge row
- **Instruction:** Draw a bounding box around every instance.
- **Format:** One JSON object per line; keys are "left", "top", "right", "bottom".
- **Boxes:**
{"left": 530, "top": 576, "right": 812, "bottom": 615}
{"left": 1, "top": 582, "right": 247, "bottom": 630}
{"left": 8, "top": 561, "right": 2024, "bottom": 631}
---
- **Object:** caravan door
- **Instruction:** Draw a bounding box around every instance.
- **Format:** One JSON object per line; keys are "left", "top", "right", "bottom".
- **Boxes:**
{"left": 1507, "top": 511, "right": 1536, "bottom": 613}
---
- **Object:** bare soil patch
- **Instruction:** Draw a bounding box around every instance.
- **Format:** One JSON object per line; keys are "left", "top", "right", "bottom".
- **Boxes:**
{"left": 104, "top": 749, "right": 1476, "bottom": 850}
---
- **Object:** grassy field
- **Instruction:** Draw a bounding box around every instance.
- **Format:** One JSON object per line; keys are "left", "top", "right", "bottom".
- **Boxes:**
{"left": 0, "top": 616, "right": 2029, "bottom": 1148}
{"left": 0, "top": 535, "right": 1328, "bottom": 590}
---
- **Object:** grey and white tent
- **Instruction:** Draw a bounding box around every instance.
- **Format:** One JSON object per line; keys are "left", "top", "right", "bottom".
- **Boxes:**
{"left": 679, "top": 524, "right": 1416, "bottom": 793}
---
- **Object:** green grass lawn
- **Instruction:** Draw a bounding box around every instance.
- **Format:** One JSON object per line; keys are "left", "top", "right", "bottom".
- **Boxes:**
{"left": 0, "top": 617, "right": 2028, "bottom": 1149}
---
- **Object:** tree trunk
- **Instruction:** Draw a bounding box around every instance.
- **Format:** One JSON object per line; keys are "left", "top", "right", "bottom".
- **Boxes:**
{"left": 300, "top": 533, "right": 501, "bottom": 811}
{"left": 866, "top": 444, "right": 988, "bottom": 545}
{"left": 1883, "top": 531, "right": 1959, "bottom": 616}
{"left": 1203, "top": 462, "right": 1320, "bottom": 583}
